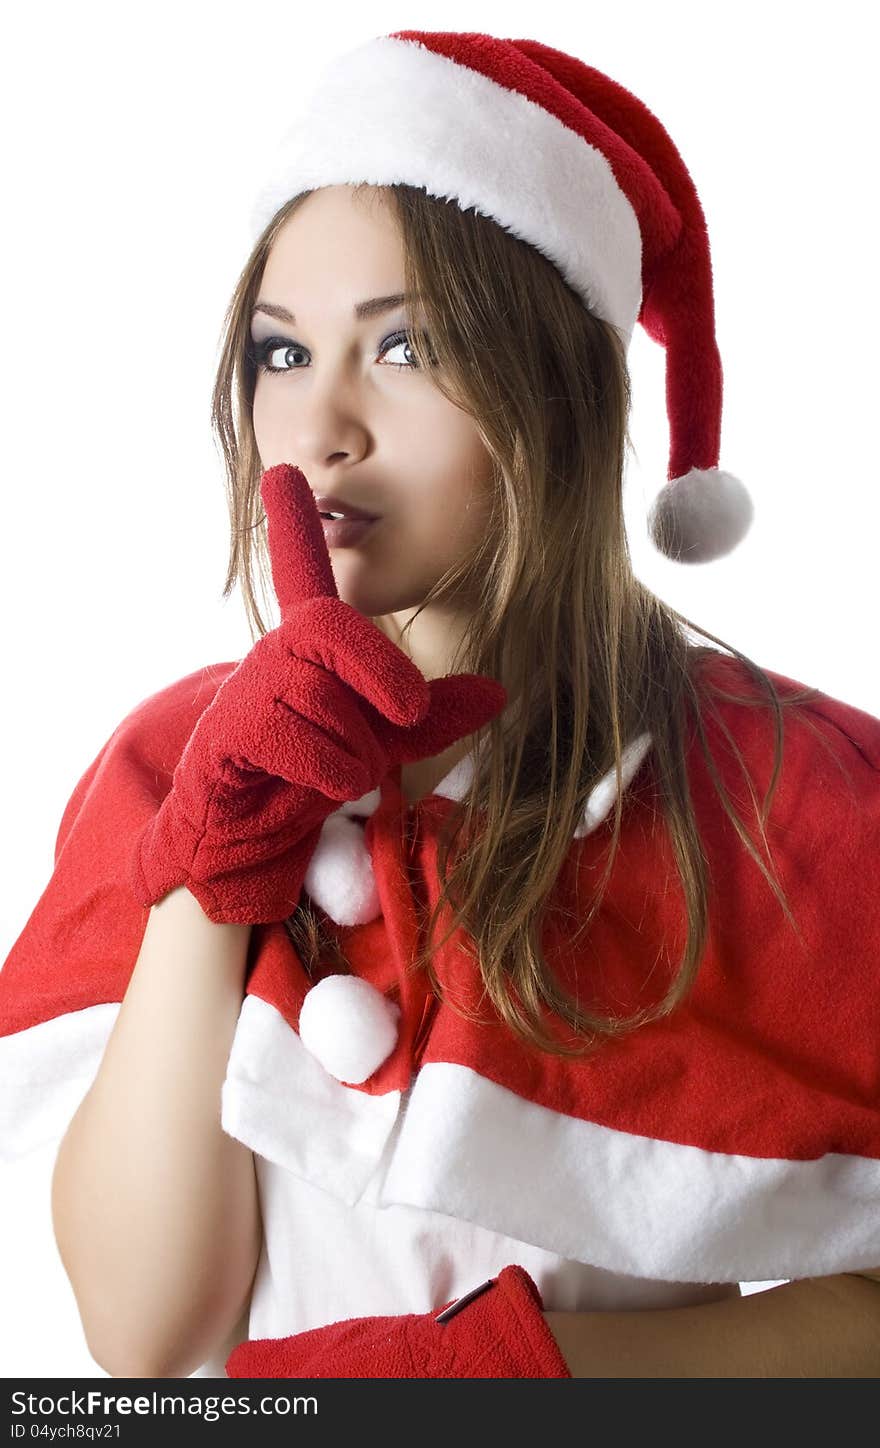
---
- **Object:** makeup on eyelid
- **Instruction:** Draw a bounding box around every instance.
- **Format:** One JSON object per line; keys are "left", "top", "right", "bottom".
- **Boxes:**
{"left": 248, "top": 325, "right": 435, "bottom": 374}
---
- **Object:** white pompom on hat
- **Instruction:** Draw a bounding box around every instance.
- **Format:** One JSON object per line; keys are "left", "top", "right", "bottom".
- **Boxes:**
{"left": 248, "top": 28, "right": 753, "bottom": 565}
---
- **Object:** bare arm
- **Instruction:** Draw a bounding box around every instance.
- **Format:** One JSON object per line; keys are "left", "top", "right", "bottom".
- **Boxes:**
{"left": 543, "top": 1273, "right": 880, "bottom": 1376}
{"left": 51, "top": 885, "right": 262, "bottom": 1378}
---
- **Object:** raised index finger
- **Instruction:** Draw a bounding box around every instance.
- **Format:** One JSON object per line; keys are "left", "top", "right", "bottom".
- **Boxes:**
{"left": 260, "top": 463, "right": 338, "bottom": 616}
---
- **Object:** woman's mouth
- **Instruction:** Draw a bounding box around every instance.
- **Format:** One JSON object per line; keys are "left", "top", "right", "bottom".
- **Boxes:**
{"left": 319, "top": 515, "right": 380, "bottom": 548}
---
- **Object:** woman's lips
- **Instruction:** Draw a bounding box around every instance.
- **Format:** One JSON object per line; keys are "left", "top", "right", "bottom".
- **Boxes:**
{"left": 320, "top": 516, "right": 380, "bottom": 548}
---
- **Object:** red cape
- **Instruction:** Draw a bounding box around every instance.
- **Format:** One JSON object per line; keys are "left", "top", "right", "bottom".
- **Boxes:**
{"left": 3, "top": 650, "right": 879, "bottom": 1282}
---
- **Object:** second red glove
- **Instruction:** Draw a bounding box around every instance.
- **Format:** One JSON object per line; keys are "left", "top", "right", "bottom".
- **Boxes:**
{"left": 225, "top": 1264, "right": 572, "bottom": 1378}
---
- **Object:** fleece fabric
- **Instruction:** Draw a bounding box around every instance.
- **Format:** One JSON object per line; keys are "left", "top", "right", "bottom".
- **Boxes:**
{"left": 225, "top": 1264, "right": 572, "bottom": 1378}
{"left": 2, "top": 648, "right": 880, "bottom": 1374}
{"left": 130, "top": 462, "right": 507, "bottom": 924}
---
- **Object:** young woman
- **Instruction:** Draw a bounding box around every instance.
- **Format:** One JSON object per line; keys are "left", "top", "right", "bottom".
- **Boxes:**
{"left": 2, "top": 29, "right": 879, "bottom": 1379}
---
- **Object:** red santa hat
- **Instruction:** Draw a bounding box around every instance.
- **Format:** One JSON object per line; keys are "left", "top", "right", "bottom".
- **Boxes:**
{"left": 248, "top": 29, "right": 754, "bottom": 565}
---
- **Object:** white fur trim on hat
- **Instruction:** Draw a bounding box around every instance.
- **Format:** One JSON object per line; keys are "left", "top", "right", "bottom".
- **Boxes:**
{"left": 248, "top": 34, "right": 642, "bottom": 344}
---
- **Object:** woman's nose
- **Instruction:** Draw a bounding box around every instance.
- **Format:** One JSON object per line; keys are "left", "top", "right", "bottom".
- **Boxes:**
{"left": 286, "top": 375, "right": 371, "bottom": 465}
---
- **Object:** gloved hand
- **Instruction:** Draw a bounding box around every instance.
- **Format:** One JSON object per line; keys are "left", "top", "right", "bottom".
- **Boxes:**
{"left": 225, "top": 1264, "right": 572, "bottom": 1378}
{"left": 129, "top": 462, "right": 507, "bottom": 924}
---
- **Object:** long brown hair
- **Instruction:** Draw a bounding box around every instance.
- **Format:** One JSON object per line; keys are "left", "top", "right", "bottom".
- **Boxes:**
{"left": 210, "top": 181, "right": 834, "bottom": 1058}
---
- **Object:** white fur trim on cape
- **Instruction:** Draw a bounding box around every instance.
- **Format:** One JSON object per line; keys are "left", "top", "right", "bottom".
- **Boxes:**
{"left": 574, "top": 730, "right": 653, "bottom": 839}
{"left": 5, "top": 990, "right": 878, "bottom": 1283}
{"left": 248, "top": 35, "right": 642, "bottom": 345}
{"left": 222, "top": 996, "right": 401, "bottom": 1204}
{"left": 0, "top": 1003, "right": 119, "bottom": 1162}
{"left": 220, "top": 996, "right": 880, "bottom": 1284}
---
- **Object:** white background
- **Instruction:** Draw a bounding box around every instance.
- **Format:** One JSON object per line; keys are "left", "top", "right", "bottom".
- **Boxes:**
{"left": 2, "top": 0, "right": 877, "bottom": 1378}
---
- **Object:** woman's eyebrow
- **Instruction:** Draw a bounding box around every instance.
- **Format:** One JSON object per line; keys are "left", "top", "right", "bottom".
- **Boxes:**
{"left": 251, "top": 294, "right": 417, "bottom": 324}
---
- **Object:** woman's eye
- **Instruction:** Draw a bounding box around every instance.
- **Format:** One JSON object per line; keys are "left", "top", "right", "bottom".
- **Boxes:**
{"left": 250, "top": 330, "right": 431, "bottom": 374}
{"left": 253, "top": 340, "right": 308, "bottom": 372}
{"left": 380, "top": 334, "right": 421, "bottom": 369}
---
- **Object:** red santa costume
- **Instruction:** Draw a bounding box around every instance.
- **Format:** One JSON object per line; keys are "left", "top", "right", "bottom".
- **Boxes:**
{"left": 2, "top": 30, "right": 879, "bottom": 1378}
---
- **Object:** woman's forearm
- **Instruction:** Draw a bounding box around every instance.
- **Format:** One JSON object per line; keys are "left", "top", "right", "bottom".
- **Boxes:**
{"left": 51, "top": 885, "right": 261, "bottom": 1378}
{"left": 543, "top": 1273, "right": 880, "bottom": 1377}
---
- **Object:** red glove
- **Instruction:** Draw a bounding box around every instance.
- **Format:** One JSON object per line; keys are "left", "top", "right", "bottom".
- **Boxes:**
{"left": 129, "top": 463, "right": 507, "bottom": 923}
{"left": 225, "top": 1264, "right": 572, "bottom": 1378}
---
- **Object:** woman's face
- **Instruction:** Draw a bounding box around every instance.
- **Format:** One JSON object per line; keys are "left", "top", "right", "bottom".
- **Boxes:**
{"left": 250, "top": 185, "right": 496, "bottom": 635}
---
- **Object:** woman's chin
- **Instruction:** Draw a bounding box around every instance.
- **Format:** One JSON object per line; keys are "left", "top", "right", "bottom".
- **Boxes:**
{"left": 330, "top": 572, "right": 424, "bottom": 623}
